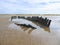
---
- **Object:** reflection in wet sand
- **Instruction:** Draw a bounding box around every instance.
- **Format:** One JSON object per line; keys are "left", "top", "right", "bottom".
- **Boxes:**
{"left": 28, "top": 28, "right": 35, "bottom": 34}
{"left": 21, "top": 26, "right": 28, "bottom": 31}
{"left": 43, "top": 27, "right": 50, "bottom": 32}
{"left": 33, "top": 22, "right": 50, "bottom": 32}
{"left": 16, "top": 25, "right": 35, "bottom": 34}
{"left": 40, "top": 26, "right": 50, "bottom": 32}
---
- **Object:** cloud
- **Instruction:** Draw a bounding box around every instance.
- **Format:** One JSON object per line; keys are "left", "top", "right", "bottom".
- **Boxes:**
{"left": 0, "top": 0, "right": 60, "bottom": 14}
{"left": 23, "top": 0, "right": 49, "bottom": 3}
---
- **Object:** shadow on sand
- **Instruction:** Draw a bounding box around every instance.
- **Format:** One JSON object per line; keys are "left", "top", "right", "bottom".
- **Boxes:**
{"left": 21, "top": 26, "right": 35, "bottom": 34}
{"left": 21, "top": 25, "right": 50, "bottom": 34}
{"left": 15, "top": 22, "right": 50, "bottom": 34}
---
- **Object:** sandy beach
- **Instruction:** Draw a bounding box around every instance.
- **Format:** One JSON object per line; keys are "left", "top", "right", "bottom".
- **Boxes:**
{"left": 0, "top": 14, "right": 60, "bottom": 45}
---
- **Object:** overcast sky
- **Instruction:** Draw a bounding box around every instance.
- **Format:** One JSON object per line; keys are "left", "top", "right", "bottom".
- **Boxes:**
{"left": 0, "top": 0, "right": 60, "bottom": 14}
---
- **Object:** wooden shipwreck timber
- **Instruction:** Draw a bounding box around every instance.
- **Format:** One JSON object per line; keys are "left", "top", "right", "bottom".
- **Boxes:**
{"left": 10, "top": 16, "right": 51, "bottom": 29}
{"left": 25, "top": 16, "right": 51, "bottom": 27}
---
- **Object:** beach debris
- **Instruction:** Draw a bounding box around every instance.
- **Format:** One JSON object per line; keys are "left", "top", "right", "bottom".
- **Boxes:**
{"left": 10, "top": 16, "right": 51, "bottom": 28}
{"left": 10, "top": 16, "right": 39, "bottom": 29}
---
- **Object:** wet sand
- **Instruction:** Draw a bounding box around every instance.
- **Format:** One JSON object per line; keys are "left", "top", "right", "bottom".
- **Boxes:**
{"left": 0, "top": 15, "right": 60, "bottom": 45}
